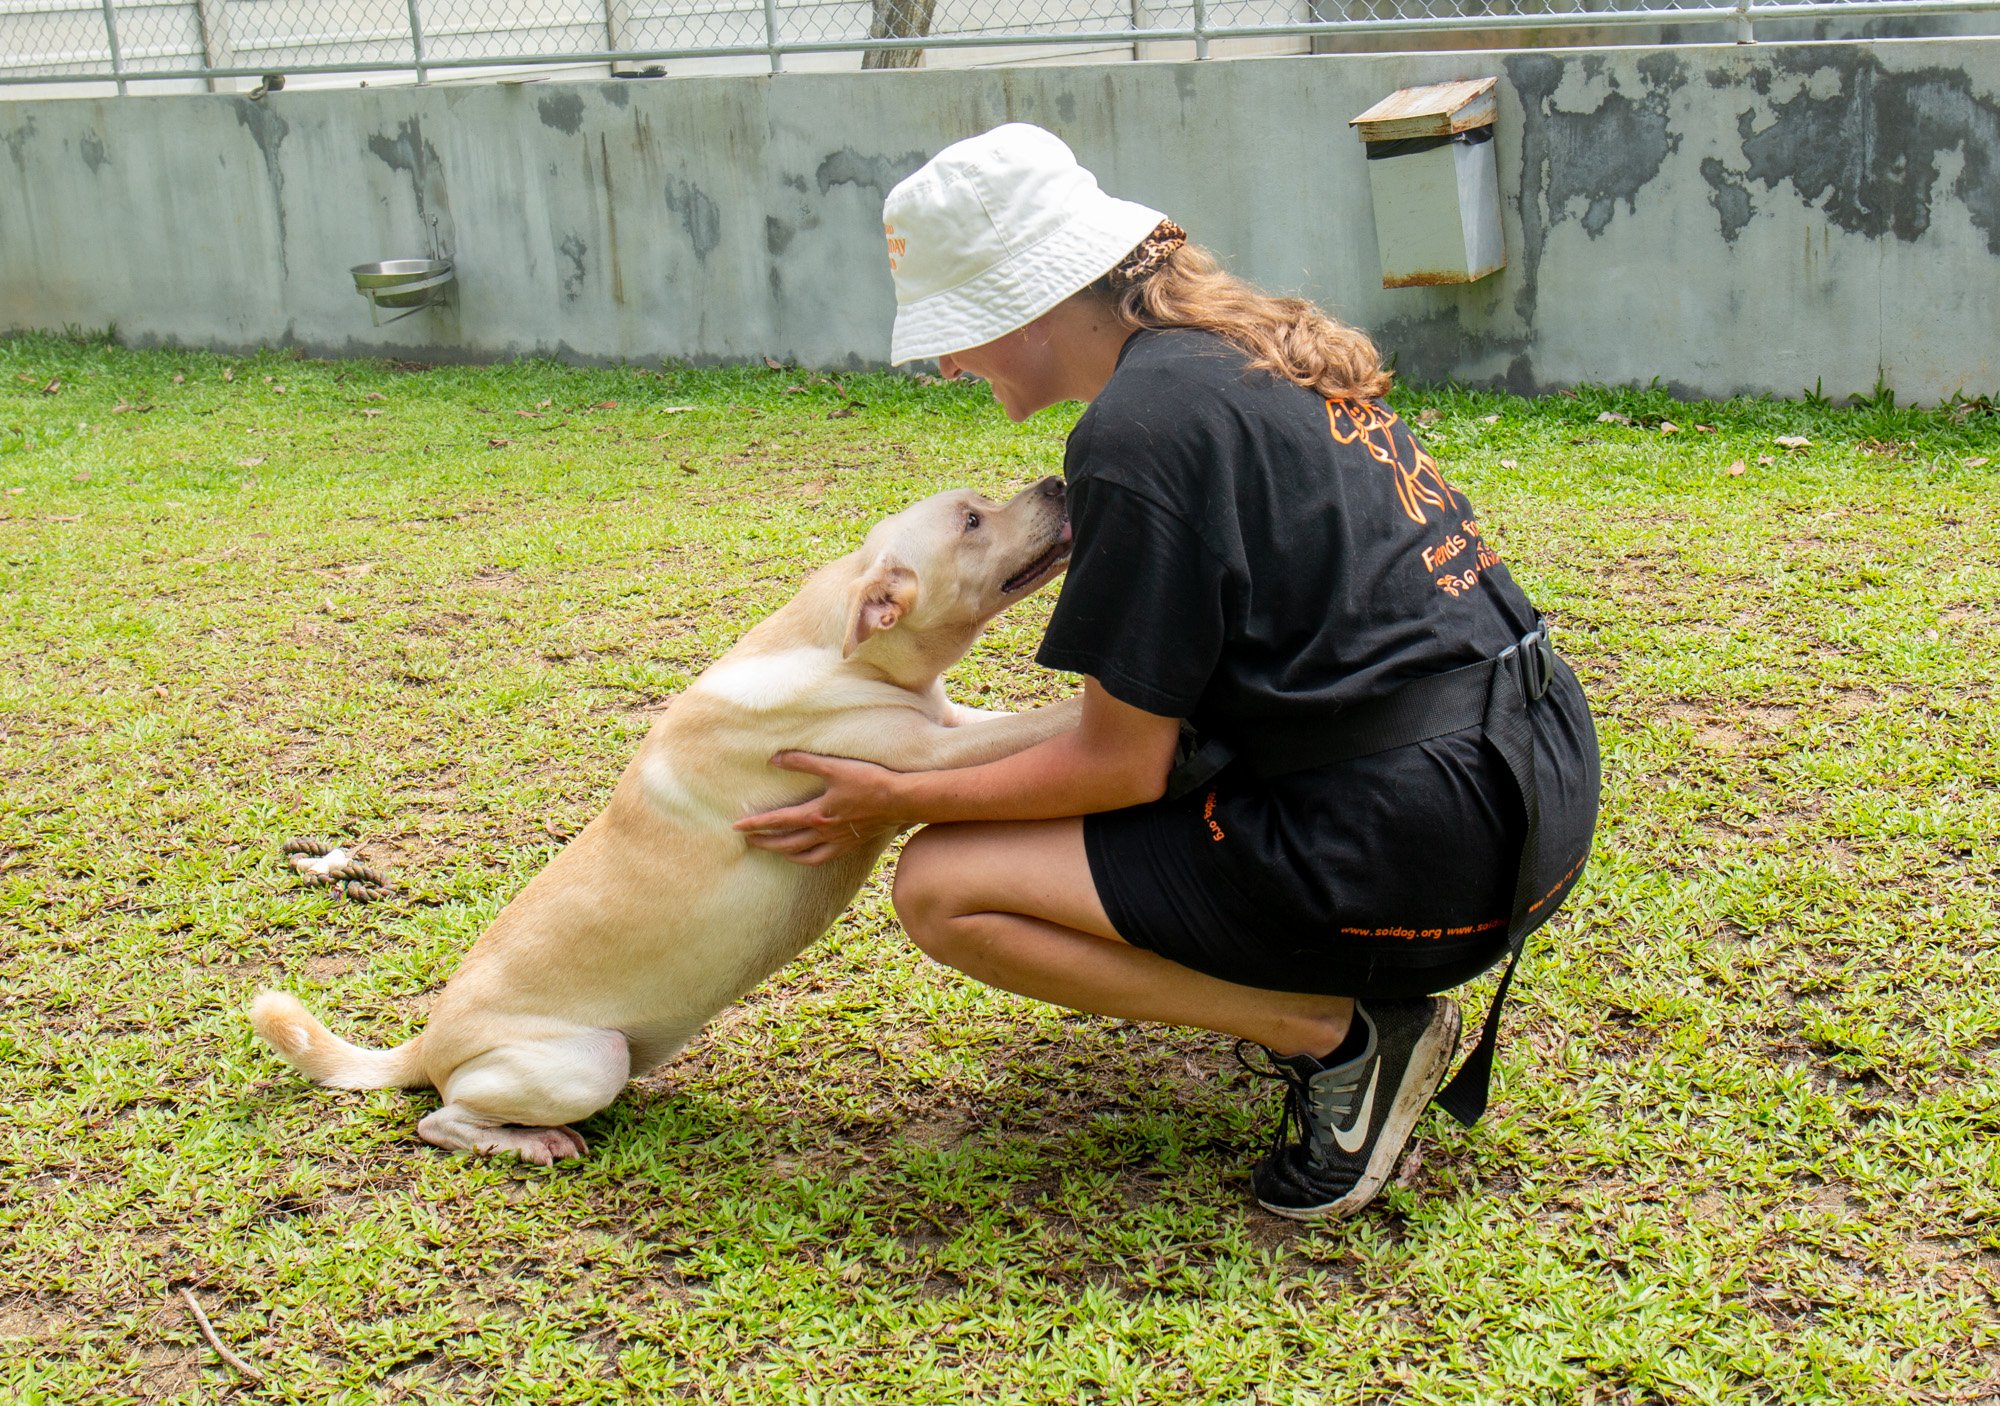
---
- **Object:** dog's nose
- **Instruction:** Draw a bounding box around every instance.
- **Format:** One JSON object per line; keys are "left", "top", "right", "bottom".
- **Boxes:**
{"left": 1037, "top": 476, "right": 1066, "bottom": 502}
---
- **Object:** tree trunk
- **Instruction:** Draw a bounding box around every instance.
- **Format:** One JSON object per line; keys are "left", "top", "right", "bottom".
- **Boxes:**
{"left": 862, "top": 0, "right": 937, "bottom": 69}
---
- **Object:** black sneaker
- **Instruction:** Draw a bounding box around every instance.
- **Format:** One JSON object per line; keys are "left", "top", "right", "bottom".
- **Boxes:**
{"left": 1237, "top": 996, "right": 1462, "bottom": 1221}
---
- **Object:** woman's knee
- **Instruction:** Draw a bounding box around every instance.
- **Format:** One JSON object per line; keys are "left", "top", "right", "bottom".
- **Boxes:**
{"left": 896, "top": 824, "right": 996, "bottom": 968}
{"left": 891, "top": 828, "right": 971, "bottom": 960}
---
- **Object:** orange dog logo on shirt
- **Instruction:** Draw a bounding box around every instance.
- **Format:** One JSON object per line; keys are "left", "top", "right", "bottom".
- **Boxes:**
{"left": 1326, "top": 399, "right": 1503, "bottom": 598}
{"left": 1325, "top": 399, "right": 1460, "bottom": 526}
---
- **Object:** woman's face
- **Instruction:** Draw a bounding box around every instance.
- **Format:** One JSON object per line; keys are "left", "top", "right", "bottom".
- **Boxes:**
{"left": 937, "top": 321, "right": 1063, "bottom": 422}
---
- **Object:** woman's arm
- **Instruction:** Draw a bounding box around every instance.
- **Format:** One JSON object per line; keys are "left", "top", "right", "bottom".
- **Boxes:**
{"left": 735, "top": 678, "right": 1181, "bottom": 864}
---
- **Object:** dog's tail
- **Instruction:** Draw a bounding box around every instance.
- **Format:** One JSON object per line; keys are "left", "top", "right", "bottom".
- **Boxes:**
{"left": 250, "top": 990, "right": 429, "bottom": 1090}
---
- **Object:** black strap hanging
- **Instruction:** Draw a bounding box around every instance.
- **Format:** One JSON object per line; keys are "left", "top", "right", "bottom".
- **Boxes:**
{"left": 1433, "top": 638, "right": 1550, "bottom": 1126}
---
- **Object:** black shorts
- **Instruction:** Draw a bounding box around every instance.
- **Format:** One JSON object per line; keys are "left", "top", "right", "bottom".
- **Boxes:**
{"left": 1083, "top": 671, "right": 1598, "bottom": 1001}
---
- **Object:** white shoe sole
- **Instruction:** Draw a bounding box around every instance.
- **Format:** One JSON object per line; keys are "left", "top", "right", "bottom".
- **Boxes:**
{"left": 1257, "top": 997, "right": 1463, "bottom": 1222}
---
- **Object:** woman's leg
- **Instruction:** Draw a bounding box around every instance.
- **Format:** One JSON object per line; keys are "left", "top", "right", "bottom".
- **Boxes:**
{"left": 891, "top": 818, "right": 1353, "bottom": 1058}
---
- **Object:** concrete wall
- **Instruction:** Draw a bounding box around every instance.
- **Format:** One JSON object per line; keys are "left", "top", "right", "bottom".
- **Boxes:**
{"left": 4, "top": 38, "right": 1997, "bottom": 400}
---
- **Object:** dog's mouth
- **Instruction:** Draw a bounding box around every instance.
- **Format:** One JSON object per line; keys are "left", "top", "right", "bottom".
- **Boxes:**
{"left": 1001, "top": 519, "right": 1073, "bottom": 595}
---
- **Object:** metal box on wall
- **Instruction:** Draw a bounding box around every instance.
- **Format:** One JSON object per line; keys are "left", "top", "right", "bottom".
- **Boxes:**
{"left": 1350, "top": 79, "right": 1504, "bottom": 289}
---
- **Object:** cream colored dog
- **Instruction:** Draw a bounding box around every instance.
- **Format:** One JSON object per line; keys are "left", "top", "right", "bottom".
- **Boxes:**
{"left": 252, "top": 478, "right": 1077, "bottom": 1164}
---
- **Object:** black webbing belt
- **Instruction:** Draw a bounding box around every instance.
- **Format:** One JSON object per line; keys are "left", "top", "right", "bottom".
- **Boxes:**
{"left": 1164, "top": 627, "right": 1562, "bottom": 1126}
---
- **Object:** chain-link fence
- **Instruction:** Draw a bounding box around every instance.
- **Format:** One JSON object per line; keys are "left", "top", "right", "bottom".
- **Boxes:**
{"left": 4, "top": 0, "right": 1996, "bottom": 92}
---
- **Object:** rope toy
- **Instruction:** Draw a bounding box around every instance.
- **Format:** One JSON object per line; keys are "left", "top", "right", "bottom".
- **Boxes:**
{"left": 281, "top": 838, "right": 392, "bottom": 902}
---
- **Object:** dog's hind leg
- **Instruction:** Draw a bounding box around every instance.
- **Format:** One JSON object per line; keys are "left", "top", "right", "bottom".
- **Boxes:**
{"left": 418, "top": 1027, "right": 630, "bottom": 1166}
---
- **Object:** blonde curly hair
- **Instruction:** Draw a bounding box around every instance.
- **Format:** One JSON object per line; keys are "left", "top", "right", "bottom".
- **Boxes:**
{"left": 1093, "top": 236, "right": 1392, "bottom": 402}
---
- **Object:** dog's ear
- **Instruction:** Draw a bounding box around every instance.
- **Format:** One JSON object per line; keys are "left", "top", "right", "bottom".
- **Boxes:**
{"left": 842, "top": 553, "right": 919, "bottom": 658}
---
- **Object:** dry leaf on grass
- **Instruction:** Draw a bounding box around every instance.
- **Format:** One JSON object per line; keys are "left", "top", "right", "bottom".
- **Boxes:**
{"left": 1500, "top": 458, "right": 1518, "bottom": 469}
{"left": 487, "top": 437, "right": 512, "bottom": 449}
{"left": 1597, "top": 411, "right": 1633, "bottom": 426}
{"left": 1727, "top": 460, "right": 1746, "bottom": 477}
{"left": 222, "top": 367, "right": 234, "bottom": 382}
{"left": 1775, "top": 435, "right": 1813, "bottom": 450}
{"left": 1964, "top": 457, "right": 1990, "bottom": 468}
{"left": 236, "top": 457, "right": 264, "bottom": 468}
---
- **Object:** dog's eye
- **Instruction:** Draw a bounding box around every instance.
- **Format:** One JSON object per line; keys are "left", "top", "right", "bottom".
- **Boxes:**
{"left": 964, "top": 511, "right": 981, "bottom": 532}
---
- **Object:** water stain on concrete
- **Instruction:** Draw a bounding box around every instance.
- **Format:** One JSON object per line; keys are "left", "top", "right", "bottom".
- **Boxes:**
{"left": 367, "top": 118, "right": 455, "bottom": 260}
{"left": 663, "top": 177, "right": 720, "bottom": 260}
{"left": 559, "top": 233, "right": 587, "bottom": 301}
{"left": 1547, "top": 89, "right": 1678, "bottom": 238}
{"left": 1507, "top": 52, "right": 1679, "bottom": 335}
{"left": 814, "top": 148, "right": 928, "bottom": 197}
{"left": 1701, "top": 156, "right": 1755, "bottom": 241}
{"left": 1370, "top": 302, "right": 1529, "bottom": 397}
{"left": 538, "top": 90, "right": 586, "bottom": 136}
{"left": 1737, "top": 52, "right": 2000, "bottom": 254}
{"left": 367, "top": 119, "right": 425, "bottom": 178}
{"left": 79, "top": 132, "right": 109, "bottom": 175}
{"left": 3, "top": 115, "right": 35, "bottom": 175}
{"left": 600, "top": 135, "right": 624, "bottom": 305}
{"left": 766, "top": 216, "right": 795, "bottom": 257}
{"left": 233, "top": 101, "right": 293, "bottom": 276}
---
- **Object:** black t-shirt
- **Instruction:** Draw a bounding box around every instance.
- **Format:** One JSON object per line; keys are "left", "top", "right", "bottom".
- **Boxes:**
{"left": 1038, "top": 327, "right": 1539, "bottom": 733}
{"left": 1037, "top": 329, "right": 1575, "bottom": 933}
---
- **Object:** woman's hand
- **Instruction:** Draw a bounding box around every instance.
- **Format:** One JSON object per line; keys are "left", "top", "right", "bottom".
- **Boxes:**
{"left": 733, "top": 753, "right": 908, "bottom": 866}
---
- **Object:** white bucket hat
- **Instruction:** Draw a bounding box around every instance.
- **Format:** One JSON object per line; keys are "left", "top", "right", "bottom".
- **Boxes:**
{"left": 883, "top": 123, "right": 1166, "bottom": 365}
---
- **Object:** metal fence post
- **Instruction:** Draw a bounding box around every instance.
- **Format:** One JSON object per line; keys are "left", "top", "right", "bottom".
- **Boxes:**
{"left": 1734, "top": 0, "right": 1755, "bottom": 40}
{"left": 98, "top": 0, "right": 127, "bottom": 94}
{"left": 1191, "top": 0, "right": 1209, "bottom": 58}
{"left": 407, "top": 0, "right": 429, "bottom": 83}
{"left": 193, "top": 0, "right": 231, "bottom": 93}
{"left": 764, "top": 0, "right": 783, "bottom": 72}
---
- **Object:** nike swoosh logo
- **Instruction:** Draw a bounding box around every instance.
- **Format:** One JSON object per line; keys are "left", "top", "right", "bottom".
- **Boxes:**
{"left": 1332, "top": 1065, "right": 1380, "bottom": 1154}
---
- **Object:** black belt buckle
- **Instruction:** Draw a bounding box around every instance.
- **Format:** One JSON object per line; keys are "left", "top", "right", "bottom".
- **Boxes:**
{"left": 1514, "top": 628, "right": 1555, "bottom": 703}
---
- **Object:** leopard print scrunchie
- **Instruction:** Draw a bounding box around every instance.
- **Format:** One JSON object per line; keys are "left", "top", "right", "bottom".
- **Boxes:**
{"left": 1106, "top": 219, "right": 1188, "bottom": 290}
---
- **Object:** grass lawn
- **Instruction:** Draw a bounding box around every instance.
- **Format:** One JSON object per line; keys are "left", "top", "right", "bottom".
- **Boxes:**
{"left": 2, "top": 331, "right": 1996, "bottom": 1404}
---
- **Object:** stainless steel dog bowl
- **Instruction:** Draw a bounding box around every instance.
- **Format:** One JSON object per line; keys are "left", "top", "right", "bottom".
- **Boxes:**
{"left": 351, "top": 258, "right": 455, "bottom": 323}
